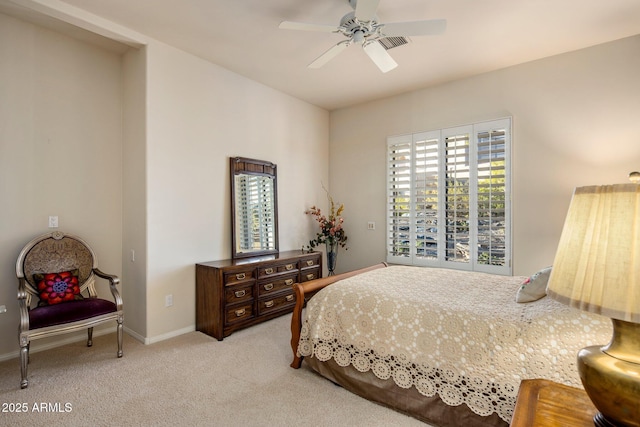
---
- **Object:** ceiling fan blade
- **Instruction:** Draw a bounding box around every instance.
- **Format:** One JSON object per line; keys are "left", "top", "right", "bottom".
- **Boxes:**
{"left": 279, "top": 21, "right": 339, "bottom": 32}
{"left": 309, "top": 41, "right": 350, "bottom": 69}
{"left": 354, "top": 0, "right": 380, "bottom": 22}
{"left": 381, "top": 19, "right": 447, "bottom": 37}
{"left": 363, "top": 41, "right": 397, "bottom": 73}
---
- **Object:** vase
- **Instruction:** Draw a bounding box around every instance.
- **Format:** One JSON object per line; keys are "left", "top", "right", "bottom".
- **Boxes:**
{"left": 326, "top": 240, "right": 338, "bottom": 276}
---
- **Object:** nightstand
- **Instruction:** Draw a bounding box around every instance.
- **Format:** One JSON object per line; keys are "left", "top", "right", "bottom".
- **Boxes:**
{"left": 510, "top": 379, "right": 597, "bottom": 426}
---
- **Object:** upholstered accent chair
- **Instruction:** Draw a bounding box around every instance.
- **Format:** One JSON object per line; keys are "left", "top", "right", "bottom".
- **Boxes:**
{"left": 16, "top": 231, "right": 123, "bottom": 388}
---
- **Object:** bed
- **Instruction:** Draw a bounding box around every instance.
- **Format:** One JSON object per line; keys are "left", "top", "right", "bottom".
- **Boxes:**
{"left": 289, "top": 263, "right": 612, "bottom": 427}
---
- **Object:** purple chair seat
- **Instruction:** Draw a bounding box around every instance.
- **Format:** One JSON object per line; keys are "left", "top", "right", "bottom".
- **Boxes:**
{"left": 29, "top": 298, "right": 117, "bottom": 330}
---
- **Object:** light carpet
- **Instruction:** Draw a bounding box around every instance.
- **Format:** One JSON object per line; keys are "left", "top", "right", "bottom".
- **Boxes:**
{"left": 0, "top": 314, "right": 428, "bottom": 426}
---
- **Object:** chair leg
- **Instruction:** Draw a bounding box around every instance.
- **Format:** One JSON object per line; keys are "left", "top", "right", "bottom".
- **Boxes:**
{"left": 87, "top": 327, "right": 93, "bottom": 347}
{"left": 116, "top": 317, "right": 123, "bottom": 358}
{"left": 20, "top": 342, "right": 29, "bottom": 389}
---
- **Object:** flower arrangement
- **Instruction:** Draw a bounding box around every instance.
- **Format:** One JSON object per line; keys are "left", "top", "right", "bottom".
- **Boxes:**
{"left": 305, "top": 192, "right": 348, "bottom": 252}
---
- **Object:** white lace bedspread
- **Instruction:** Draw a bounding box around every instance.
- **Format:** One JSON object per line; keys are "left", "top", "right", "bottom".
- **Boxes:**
{"left": 298, "top": 265, "right": 612, "bottom": 423}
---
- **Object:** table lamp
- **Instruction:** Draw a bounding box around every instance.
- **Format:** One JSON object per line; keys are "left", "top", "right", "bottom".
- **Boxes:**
{"left": 546, "top": 181, "right": 640, "bottom": 427}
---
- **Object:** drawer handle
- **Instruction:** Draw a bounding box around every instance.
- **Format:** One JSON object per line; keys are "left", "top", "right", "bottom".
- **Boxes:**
{"left": 264, "top": 283, "right": 274, "bottom": 291}
{"left": 285, "top": 264, "right": 294, "bottom": 270}
{"left": 265, "top": 267, "right": 274, "bottom": 274}
{"left": 285, "top": 279, "right": 294, "bottom": 286}
{"left": 306, "top": 273, "right": 315, "bottom": 280}
{"left": 234, "top": 290, "right": 246, "bottom": 298}
{"left": 285, "top": 294, "right": 294, "bottom": 302}
{"left": 306, "top": 260, "right": 314, "bottom": 266}
{"left": 236, "top": 273, "right": 246, "bottom": 280}
{"left": 264, "top": 300, "right": 274, "bottom": 308}
{"left": 234, "top": 308, "right": 246, "bottom": 317}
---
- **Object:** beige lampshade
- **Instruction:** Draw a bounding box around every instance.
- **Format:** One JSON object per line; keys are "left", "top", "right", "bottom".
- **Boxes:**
{"left": 547, "top": 184, "right": 640, "bottom": 323}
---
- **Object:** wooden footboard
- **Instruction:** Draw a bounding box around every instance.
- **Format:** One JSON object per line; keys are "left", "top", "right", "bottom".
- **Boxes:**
{"left": 290, "top": 262, "right": 388, "bottom": 368}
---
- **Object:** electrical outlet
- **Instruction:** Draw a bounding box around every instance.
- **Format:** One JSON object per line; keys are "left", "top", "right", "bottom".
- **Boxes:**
{"left": 0, "top": 305, "right": 6, "bottom": 314}
{"left": 48, "top": 216, "right": 59, "bottom": 228}
{"left": 165, "top": 294, "right": 173, "bottom": 307}
{"left": 367, "top": 221, "right": 375, "bottom": 230}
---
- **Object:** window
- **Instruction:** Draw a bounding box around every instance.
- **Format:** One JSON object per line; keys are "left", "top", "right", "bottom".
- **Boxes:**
{"left": 387, "top": 118, "right": 511, "bottom": 275}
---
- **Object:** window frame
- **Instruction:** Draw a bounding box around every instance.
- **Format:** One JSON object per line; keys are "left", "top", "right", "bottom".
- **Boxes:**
{"left": 386, "top": 118, "right": 512, "bottom": 275}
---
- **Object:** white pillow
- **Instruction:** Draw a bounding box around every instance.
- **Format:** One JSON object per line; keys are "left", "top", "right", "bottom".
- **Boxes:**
{"left": 516, "top": 266, "right": 552, "bottom": 303}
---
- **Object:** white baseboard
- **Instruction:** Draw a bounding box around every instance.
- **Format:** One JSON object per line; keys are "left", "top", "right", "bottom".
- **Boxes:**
{"left": 0, "top": 327, "right": 116, "bottom": 362}
{"left": 117, "top": 326, "right": 197, "bottom": 344}
{"left": 145, "top": 325, "right": 195, "bottom": 344}
{"left": 123, "top": 326, "right": 145, "bottom": 343}
{"left": 0, "top": 325, "right": 196, "bottom": 361}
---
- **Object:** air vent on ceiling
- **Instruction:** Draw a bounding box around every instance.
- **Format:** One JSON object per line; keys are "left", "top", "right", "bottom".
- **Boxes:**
{"left": 378, "top": 36, "right": 409, "bottom": 50}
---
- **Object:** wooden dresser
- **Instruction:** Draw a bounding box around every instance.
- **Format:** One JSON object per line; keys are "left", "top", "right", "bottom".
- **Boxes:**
{"left": 196, "top": 250, "right": 322, "bottom": 340}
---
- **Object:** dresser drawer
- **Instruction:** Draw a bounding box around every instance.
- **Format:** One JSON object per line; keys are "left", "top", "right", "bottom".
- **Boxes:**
{"left": 258, "top": 273, "right": 297, "bottom": 297}
{"left": 258, "top": 261, "right": 297, "bottom": 278}
{"left": 224, "top": 283, "right": 254, "bottom": 304}
{"left": 300, "top": 267, "right": 320, "bottom": 282}
{"left": 225, "top": 303, "right": 254, "bottom": 325}
{"left": 223, "top": 269, "right": 255, "bottom": 285}
{"left": 299, "top": 256, "right": 320, "bottom": 269}
{"left": 258, "top": 292, "right": 296, "bottom": 315}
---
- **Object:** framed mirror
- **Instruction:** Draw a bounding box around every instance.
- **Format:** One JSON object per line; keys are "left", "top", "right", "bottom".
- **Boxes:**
{"left": 230, "top": 157, "right": 279, "bottom": 259}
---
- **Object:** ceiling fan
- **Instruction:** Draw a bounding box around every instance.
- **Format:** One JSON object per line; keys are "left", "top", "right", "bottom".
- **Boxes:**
{"left": 279, "top": 0, "right": 446, "bottom": 73}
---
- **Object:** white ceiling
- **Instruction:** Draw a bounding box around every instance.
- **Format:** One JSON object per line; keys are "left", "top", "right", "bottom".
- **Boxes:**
{"left": 4, "top": 0, "right": 640, "bottom": 110}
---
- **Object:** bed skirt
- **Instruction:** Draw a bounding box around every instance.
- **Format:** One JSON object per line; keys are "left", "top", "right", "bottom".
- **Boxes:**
{"left": 304, "top": 357, "right": 507, "bottom": 427}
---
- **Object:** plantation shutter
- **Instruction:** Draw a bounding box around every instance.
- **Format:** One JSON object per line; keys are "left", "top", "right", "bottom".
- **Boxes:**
{"left": 257, "top": 176, "right": 276, "bottom": 249}
{"left": 414, "top": 131, "right": 440, "bottom": 264}
{"left": 442, "top": 127, "right": 472, "bottom": 269}
{"left": 387, "top": 135, "right": 412, "bottom": 263}
{"left": 237, "top": 175, "right": 276, "bottom": 251}
{"left": 474, "top": 119, "right": 510, "bottom": 272}
{"left": 386, "top": 118, "right": 511, "bottom": 275}
{"left": 236, "top": 176, "right": 251, "bottom": 250}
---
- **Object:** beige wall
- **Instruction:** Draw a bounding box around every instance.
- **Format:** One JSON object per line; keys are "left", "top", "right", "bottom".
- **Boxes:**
{"left": 122, "top": 46, "right": 147, "bottom": 339}
{"left": 0, "top": 11, "right": 329, "bottom": 357}
{"left": 329, "top": 35, "right": 640, "bottom": 276}
{"left": 143, "top": 41, "right": 329, "bottom": 341}
{"left": 0, "top": 12, "right": 124, "bottom": 356}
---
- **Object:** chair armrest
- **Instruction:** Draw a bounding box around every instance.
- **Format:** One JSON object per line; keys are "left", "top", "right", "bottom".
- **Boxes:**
{"left": 17, "top": 278, "right": 30, "bottom": 333}
{"left": 93, "top": 268, "right": 123, "bottom": 310}
{"left": 18, "top": 277, "right": 28, "bottom": 300}
{"left": 93, "top": 268, "right": 120, "bottom": 286}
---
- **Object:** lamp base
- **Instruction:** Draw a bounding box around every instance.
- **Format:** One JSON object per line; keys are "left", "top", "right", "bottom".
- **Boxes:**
{"left": 578, "top": 319, "right": 640, "bottom": 427}
{"left": 594, "top": 412, "right": 621, "bottom": 427}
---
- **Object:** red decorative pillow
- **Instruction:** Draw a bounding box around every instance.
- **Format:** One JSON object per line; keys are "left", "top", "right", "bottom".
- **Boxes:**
{"left": 33, "top": 269, "right": 83, "bottom": 306}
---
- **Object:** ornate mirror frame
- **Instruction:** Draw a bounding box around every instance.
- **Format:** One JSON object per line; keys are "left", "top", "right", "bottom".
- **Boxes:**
{"left": 230, "top": 157, "right": 279, "bottom": 259}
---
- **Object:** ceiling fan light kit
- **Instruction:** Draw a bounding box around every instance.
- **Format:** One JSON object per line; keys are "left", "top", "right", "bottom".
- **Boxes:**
{"left": 279, "top": 0, "right": 446, "bottom": 73}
